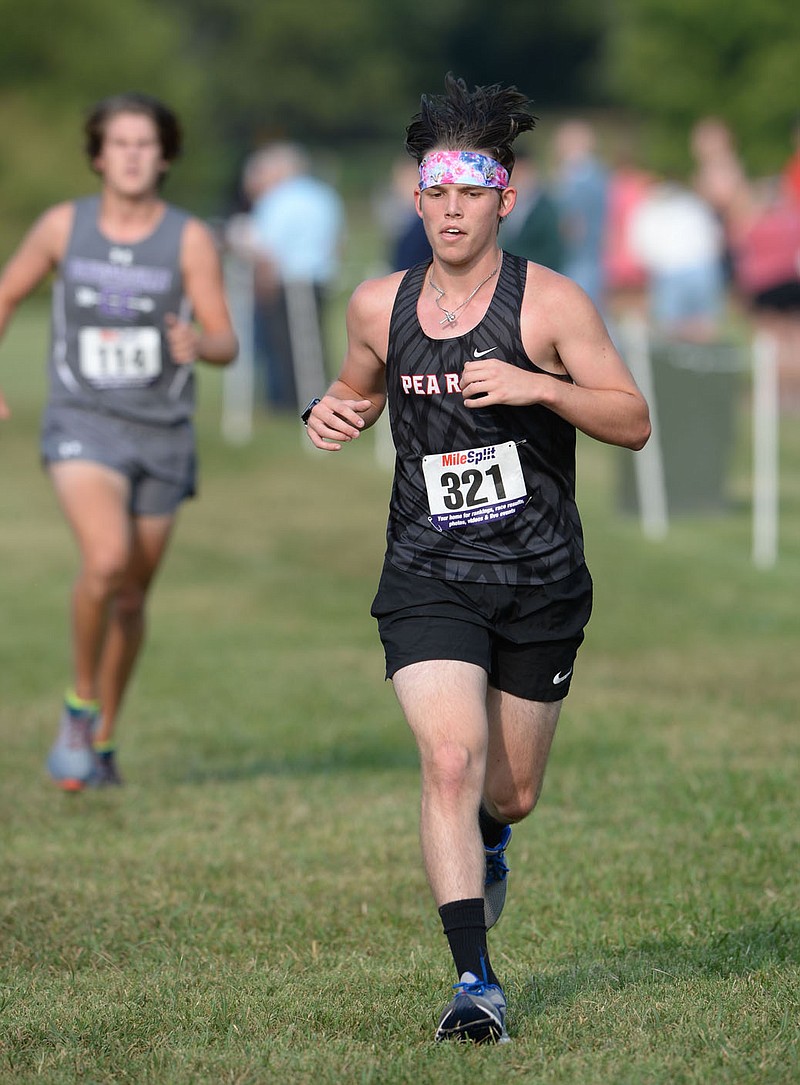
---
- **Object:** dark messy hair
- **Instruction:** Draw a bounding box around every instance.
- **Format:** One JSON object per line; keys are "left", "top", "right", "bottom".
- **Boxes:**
{"left": 405, "top": 72, "right": 536, "bottom": 174}
{"left": 84, "top": 92, "right": 183, "bottom": 168}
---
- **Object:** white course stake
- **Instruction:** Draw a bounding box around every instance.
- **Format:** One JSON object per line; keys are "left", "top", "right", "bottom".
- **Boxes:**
{"left": 620, "top": 313, "right": 669, "bottom": 540}
{"left": 285, "top": 280, "right": 330, "bottom": 453}
{"left": 752, "top": 330, "right": 779, "bottom": 569}
{"left": 221, "top": 253, "right": 255, "bottom": 445}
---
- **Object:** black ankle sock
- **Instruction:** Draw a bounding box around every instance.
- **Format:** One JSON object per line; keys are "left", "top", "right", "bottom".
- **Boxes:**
{"left": 479, "top": 804, "right": 507, "bottom": 849}
{"left": 438, "top": 898, "right": 499, "bottom": 986}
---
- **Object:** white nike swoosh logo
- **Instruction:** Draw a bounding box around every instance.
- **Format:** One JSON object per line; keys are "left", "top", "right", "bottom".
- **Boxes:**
{"left": 472, "top": 347, "right": 497, "bottom": 359}
{"left": 552, "top": 669, "right": 573, "bottom": 685}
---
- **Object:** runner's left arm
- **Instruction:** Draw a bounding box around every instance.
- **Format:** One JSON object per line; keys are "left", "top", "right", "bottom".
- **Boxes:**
{"left": 461, "top": 271, "right": 650, "bottom": 451}
{"left": 169, "top": 219, "right": 238, "bottom": 366}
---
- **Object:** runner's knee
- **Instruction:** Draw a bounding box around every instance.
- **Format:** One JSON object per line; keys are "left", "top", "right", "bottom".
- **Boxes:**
{"left": 79, "top": 550, "right": 129, "bottom": 599}
{"left": 422, "top": 739, "right": 484, "bottom": 802}
{"left": 112, "top": 582, "right": 148, "bottom": 623}
{"left": 486, "top": 778, "right": 543, "bottom": 824}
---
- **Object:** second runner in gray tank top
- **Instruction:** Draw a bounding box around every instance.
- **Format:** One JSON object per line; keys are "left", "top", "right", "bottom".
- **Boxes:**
{"left": 48, "top": 195, "right": 193, "bottom": 425}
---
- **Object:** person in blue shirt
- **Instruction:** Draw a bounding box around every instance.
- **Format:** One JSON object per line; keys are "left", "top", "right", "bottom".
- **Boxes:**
{"left": 243, "top": 144, "right": 344, "bottom": 411}
{"left": 552, "top": 120, "right": 609, "bottom": 309}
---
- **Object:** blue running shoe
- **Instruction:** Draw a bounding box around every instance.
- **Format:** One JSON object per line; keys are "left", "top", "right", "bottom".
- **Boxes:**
{"left": 435, "top": 971, "right": 509, "bottom": 1044}
{"left": 90, "top": 747, "right": 123, "bottom": 787}
{"left": 484, "top": 824, "right": 512, "bottom": 929}
{"left": 88, "top": 721, "right": 124, "bottom": 787}
{"left": 46, "top": 701, "right": 97, "bottom": 791}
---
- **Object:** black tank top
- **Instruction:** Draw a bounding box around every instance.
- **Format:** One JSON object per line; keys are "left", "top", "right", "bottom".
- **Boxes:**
{"left": 384, "top": 251, "right": 585, "bottom": 586}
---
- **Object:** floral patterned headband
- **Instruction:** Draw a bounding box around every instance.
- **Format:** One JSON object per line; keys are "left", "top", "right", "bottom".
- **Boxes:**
{"left": 418, "top": 150, "right": 509, "bottom": 191}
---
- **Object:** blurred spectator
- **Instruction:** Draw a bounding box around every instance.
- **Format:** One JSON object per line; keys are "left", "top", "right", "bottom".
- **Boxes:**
{"left": 690, "top": 116, "right": 749, "bottom": 285}
{"left": 602, "top": 136, "right": 652, "bottom": 323}
{"left": 501, "top": 146, "right": 563, "bottom": 271}
{"left": 781, "top": 116, "right": 800, "bottom": 208}
{"left": 241, "top": 143, "right": 344, "bottom": 412}
{"left": 552, "top": 120, "right": 609, "bottom": 307}
{"left": 690, "top": 117, "right": 748, "bottom": 224}
{"left": 393, "top": 212, "right": 432, "bottom": 272}
{"left": 628, "top": 178, "right": 726, "bottom": 342}
{"left": 728, "top": 177, "right": 800, "bottom": 410}
{"left": 382, "top": 157, "right": 432, "bottom": 271}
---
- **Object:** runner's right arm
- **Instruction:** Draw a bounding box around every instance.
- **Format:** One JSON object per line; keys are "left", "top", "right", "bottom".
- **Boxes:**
{"left": 0, "top": 203, "right": 72, "bottom": 418}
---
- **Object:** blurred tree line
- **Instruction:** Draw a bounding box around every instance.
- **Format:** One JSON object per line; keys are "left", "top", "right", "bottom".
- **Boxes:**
{"left": 0, "top": 0, "right": 798, "bottom": 252}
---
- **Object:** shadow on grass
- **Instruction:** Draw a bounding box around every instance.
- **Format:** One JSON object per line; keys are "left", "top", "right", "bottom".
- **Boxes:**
{"left": 519, "top": 914, "right": 799, "bottom": 1017}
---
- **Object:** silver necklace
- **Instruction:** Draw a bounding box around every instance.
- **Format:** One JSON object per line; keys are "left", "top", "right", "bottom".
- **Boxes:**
{"left": 429, "top": 259, "right": 501, "bottom": 326}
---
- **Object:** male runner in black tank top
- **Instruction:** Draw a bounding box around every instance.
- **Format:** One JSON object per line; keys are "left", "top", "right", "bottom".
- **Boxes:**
{"left": 304, "top": 74, "right": 651, "bottom": 1044}
{"left": 0, "top": 94, "right": 237, "bottom": 790}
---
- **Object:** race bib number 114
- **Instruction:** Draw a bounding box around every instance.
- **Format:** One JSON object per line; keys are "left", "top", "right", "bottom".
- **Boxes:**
{"left": 79, "top": 327, "right": 161, "bottom": 387}
{"left": 422, "top": 441, "right": 527, "bottom": 530}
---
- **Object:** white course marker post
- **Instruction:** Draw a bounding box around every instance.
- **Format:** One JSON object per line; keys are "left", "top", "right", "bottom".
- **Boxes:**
{"left": 751, "top": 329, "right": 779, "bottom": 569}
{"left": 373, "top": 411, "right": 396, "bottom": 472}
{"left": 620, "top": 313, "right": 669, "bottom": 540}
{"left": 221, "top": 252, "right": 255, "bottom": 445}
{"left": 285, "top": 281, "right": 329, "bottom": 453}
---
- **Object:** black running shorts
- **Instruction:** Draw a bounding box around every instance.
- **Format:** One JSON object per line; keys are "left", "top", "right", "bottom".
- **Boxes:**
{"left": 370, "top": 559, "right": 593, "bottom": 702}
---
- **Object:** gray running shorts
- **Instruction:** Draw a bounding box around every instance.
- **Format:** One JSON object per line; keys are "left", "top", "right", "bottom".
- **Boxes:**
{"left": 41, "top": 406, "right": 196, "bottom": 516}
{"left": 371, "top": 559, "right": 593, "bottom": 702}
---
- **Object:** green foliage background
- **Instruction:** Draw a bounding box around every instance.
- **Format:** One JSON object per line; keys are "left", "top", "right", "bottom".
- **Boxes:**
{"left": 607, "top": 0, "right": 800, "bottom": 174}
{"left": 0, "top": 0, "right": 798, "bottom": 253}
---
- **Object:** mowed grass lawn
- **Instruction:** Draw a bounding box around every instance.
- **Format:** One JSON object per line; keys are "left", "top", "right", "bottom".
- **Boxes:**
{"left": 1, "top": 300, "right": 798, "bottom": 1083}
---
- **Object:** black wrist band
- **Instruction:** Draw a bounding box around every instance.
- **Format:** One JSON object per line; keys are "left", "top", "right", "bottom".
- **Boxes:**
{"left": 301, "top": 397, "right": 321, "bottom": 425}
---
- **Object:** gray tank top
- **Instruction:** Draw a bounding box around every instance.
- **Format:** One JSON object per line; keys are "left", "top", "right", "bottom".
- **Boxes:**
{"left": 48, "top": 195, "right": 194, "bottom": 424}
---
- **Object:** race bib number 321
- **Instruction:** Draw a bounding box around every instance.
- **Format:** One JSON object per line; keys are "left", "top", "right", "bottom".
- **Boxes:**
{"left": 422, "top": 441, "right": 527, "bottom": 530}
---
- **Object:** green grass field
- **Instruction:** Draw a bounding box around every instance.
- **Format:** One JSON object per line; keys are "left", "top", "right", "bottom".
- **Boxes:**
{"left": 1, "top": 300, "right": 798, "bottom": 1083}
